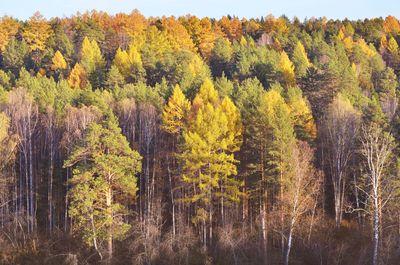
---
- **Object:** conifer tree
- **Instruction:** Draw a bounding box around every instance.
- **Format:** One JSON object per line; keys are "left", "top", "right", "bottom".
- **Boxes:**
{"left": 162, "top": 85, "right": 191, "bottom": 135}
{"left": 51, "top": 51, "right": 67, "bottom": 71}
{"left": 22, "top": 12, "right": 52, "bottom": 51}
{"left": 0, "top": 16, "right": 19, "bottom": 52}
{"left": 64, "top": 113, "right": 142, "bottom": 262}
{"left": 258, "top": 89, "right": 296, "bottom": 183}
{"left": 68, "top": 63, "right": 87, "bottom": 89}
{"left": 105, "top": 65, "right": 125, "bottom": 89}
{"left": 278, "top": 51, "right": 296, "bottom": 87}
{"left": 292, "top": 41, "right": 310, "bottom": 78}
{"left": 80, "top": 37, "right": 106, "bottom": 88}
{"left": 113, "top": 45, "right": 145, "bottom": 83}
{"left": 179, "top": 79, "right": 243, "bottom": 246}
{"left": 387, "top": 36, "right": 399, "bottom": 56}
{"left": 286, "top": 86, "right": 316, "bottom": 141}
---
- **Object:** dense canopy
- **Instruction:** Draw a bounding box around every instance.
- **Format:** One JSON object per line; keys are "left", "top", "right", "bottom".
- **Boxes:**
{"left": 0, "top": 10, "right": 400, "bottom": 265}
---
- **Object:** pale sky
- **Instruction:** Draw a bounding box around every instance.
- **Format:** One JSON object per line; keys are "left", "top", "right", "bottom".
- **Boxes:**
{"left": 0, "top": 0, "right": 399, "bottom": 20}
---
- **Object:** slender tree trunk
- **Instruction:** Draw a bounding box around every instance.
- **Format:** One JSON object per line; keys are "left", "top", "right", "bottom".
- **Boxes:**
{"left": 167, "top": 156, "right": 176, "bottom": 237}
{"left": 372, "top": 195, "right": 379, "bottom": 265}
{"left": 106, "top": 184, "right": 113, "bottom": 264}
{"left": 64, "top": 167, "right": 69, "bottom": 232}
{"left": 284, "top": 222, "right": 294, "bottom": 265}
{"left": 209, "top": 205, "right": 213, "bottom": 246}
{"left": 48, "top": 132, "right": 54, "bottom": 235}
{"left": 280, "top": 168, "right": 285, "bottom": 256}
{"left": 308, "top": 196, "right": 318, "bottom": 243}
{"left": 24, "top": 150, "right": 30, "bottom": 233}
{"left": 91, "top": 213, "right": 102, "bottom": 260}
{"left": 28, "top": 132, "right": 34, "bottom": 233}
{"left": 353, "top": 172, "right": 361, "bottom": 224}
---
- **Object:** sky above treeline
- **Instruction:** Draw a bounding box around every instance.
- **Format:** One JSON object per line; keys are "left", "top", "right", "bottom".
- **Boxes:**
{"left": 1, "top": 0, "right": 399, "bottom": 20}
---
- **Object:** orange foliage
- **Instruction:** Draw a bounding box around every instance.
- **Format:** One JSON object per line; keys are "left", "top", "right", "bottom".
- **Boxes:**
{"left": 383, "top": 16, "right": 400, "bottom": 35}
{"left": 0, "top": 16, "right": 19, "bottom": 51}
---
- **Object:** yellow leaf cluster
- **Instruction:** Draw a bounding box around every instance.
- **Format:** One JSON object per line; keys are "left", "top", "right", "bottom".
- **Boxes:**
{"left": 68, "top": 63, "right": 87, "bottom": 89}
{"left": 162, "top": 85, "right": 191, "bottom": 135}
{"left": 278, "top": 51, "right": 296, "bottom": 86}
{"left": 0, "top": 17, "right": 19, "bottom": 51}
{"left": 51, "top": 51, "right": 67, "bottom": 70}
{"left": 22, "top": 12, "right": 53, "bottom": 51}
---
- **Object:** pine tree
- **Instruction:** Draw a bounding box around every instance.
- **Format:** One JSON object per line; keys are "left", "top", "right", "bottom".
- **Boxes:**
{"left": 378, "top": 67, "right": 398, "bottom": 120}
{"left": 2, "top": 39, "right": 29, "bottom": 75}
{"left": 257, "top": 88, "right": 296, "bottom": 255}
{"left": 64, "top": 113, "right": 142, "bottom": 262}
{"left": 105, "top": 65, "right": 125, "bottom": 89}
{"left": 292, "top": 41, "right": 310, "bottom": 78}
{"left": 258, "top": 89, "right": 295, "bottom": 180}
{"left": 286, "top": 86, "right": 316, "bottom": 141}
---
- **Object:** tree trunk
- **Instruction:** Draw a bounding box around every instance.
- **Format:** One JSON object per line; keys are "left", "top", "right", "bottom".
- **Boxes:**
{"left": 24, "top": 150, "right": 30, "bottom": 233}
{"left": 372, "top": 195, "right": 379, "bottom": 265}
{"left": 106, "top": 184, "right": 113, "bottom": 263}
{"left": 167, "top": 156, "right": 176, "bottom": 237}
{"left": 91, "top": 213, "right": 103, "bottom": 261}
{"left": 29, "top": 126, "right": 35, "bottom": 233}
{"left": 48, "top": 133, "right": 54, "bottom": 235}
{"left": 284, "top": 223, "right": 294, "bottom": 265}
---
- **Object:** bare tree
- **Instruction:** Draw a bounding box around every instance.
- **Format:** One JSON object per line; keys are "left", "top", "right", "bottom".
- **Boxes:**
{"left": 0, "top": 112, "right": 17, "bottom": 230}
{"left": 6, "top": 88, "right": 38, "bottom": 233}
{"left": 115, "top": 98, "right": 137, "bottom": 147}
{"left": 43, "top": 106, "right": 56, "bottom": 235}
{"left": 138, "top": 103, "right": 157, "bottom": 232}
{"left": 360, "top": 124, "right": 394, "bottom": 265}
{"left": 281, "top": 141, "right": 322, "bottom": 265}
{"left": 322, "top": 94, "right": 360, "bottom": 227}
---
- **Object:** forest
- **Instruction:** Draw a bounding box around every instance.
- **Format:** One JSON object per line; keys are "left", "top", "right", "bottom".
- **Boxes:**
{"left": 0, "top": 10, "right": 400, "bottom": 265}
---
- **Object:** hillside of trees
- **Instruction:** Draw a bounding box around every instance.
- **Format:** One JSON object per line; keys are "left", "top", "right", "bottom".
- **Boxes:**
{"left": 1, "top": 10, "right": 400, "bottom": 265}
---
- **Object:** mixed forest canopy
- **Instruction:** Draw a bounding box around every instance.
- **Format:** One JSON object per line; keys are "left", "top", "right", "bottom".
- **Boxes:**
{"left": 0, "top": 10, "right": 400, "bottom": 265}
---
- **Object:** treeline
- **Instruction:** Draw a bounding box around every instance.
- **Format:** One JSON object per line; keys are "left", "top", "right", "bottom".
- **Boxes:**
{"left": 0, "top": 10, "right": 400, "bottom": 265}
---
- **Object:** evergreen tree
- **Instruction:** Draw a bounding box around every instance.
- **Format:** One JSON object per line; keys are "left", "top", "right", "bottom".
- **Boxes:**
{"left": 286, "top": 86, "right": 316, "bottom": 141}
{"left": 292, "top": 41, "right": 310, "bottom": 78}
{"left": 105, "top": 65, "right": 125, "bottom": 89}
{"left": 64, "top": 113, "right": 142, "bottom": 262}
{"left": 2, "top": 39, "right": 29, "bottom": 75}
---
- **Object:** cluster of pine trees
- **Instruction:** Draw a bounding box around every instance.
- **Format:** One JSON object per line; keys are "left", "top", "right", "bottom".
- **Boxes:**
{"left": 1, "top": 10, "right": 400, "bottom": 265}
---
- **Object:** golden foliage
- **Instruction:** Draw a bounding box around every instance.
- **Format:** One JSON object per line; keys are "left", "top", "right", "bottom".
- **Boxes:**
{"left": 0, "top": 17, "right": 19, "bottom": 51}
{"left": 22, "top": 12, "right": 53, "bottom": 51}
{"left": 68, "top": 63, "right": 86, "bottom": 89}
{"left": 51, "top": 51, "right": 67, "bottom": 70}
